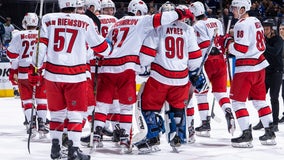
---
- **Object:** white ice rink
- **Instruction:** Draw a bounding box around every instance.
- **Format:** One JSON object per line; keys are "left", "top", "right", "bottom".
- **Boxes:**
{"left": 0, "top": 94, "right": 284, "bottom": 160}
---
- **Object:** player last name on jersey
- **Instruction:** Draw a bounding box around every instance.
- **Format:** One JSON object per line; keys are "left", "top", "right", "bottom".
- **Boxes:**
{"left": 166, "top": 27, "right": 183, "bottom": 35}
{"left": 45, "top": 18, "right": 89, "bottom": 30}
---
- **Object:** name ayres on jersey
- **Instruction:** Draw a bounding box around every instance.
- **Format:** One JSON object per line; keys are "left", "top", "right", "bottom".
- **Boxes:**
{"left": 45, "top": 18, "right": 90, "bottom": 30}
{"left": 166, "top": 27, "right": 183, "bottom": 35}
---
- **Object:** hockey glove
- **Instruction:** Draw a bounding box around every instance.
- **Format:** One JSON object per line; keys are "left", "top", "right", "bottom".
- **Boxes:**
{"left": 175, "top": 5, "right": 194, "bottom": 21}
{"left": 188, "top": 68, "right": 209, "bottom": 93}
{"left": 9, "top": 69, "right": 18, "bottom": 85}
{"left": 138, "top": 66, "right": 150, "bottom": 77}
{"left": 28, "top": 65, "right": 43, "bottom": 86}
{"left": 218, "top": 34, "right": 233, "bottom": 54}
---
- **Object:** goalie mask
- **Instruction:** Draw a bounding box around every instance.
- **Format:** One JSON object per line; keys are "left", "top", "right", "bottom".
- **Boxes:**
{"left": 159, "top": 1, "right": 175, "bottom": 13}
{"left": 128, "top": 0, "right": 148, "bottom": 16}
{"left": 22, "top": 13, "right": 38, "bottom": 30}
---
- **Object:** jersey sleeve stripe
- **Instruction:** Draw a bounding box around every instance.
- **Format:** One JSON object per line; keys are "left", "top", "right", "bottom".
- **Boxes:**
{"left": 45, "top": 62, "right": 86, "bottom": 75}
{"left": 151, "top": 63, "right": 188, "bottom": 79}
{"left": 39, "top": 37, "right": 49, "bottom": 46}
{"left": 91, "top": 40, "right": 109, "bottom": 55}
{"left": 6, "top": 50, "right": 19, "bottom": 59}
{"left": 234, "top": 43, "right": 248, "bottom": 53}
{"left": 101, "top": 55, "right": 140, "bottom": 66}
{"left": 235, "top": 55, "right": 265, "bottom": 66}
{"left": 198, "top": 40, "right": 210, "bottom": 49}
{"left": 153, "top": 13, "right": 162, "bottom": 28}
{"left": 140, "top": 45, "right": 157, "bottom": 57}
{"left": 18, "top": 66, "right": 30, "bottom": 73}
{"left": 188, "top": 49, "right": 202, "bottom": 59}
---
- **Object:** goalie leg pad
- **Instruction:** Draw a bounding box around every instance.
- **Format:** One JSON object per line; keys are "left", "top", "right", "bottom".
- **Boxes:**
{"left": 143, "top": 111, "right": 165, "bottom": 139}
{"left": 166, "top": 108, "right": 187, "bottom": 144}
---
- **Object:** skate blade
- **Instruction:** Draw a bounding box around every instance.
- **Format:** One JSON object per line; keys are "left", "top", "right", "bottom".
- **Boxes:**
{"left": 171, "top": 146, "right": 180, "bottom": 153}
{"left": 120, "top": 145, "right": 132, "bottom": 154}
{"left": 231, "top": 141, "right": 253, "bottom": 148}
{"left": 138, "top": 146, "right": 161, "bottom": 154}
{"left": 195, "top": 131, "right": 210, "bottom": 137}
{"left": 260, "top": 139, "right": 277, "bottom": 145}
{"left": 188, "top": 137, "right": 196, "bottom": 144}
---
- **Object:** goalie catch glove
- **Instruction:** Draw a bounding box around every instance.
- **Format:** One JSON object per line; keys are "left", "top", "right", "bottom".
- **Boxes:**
{"left": 188, "top": 68, "right": 209, "bottom": 93}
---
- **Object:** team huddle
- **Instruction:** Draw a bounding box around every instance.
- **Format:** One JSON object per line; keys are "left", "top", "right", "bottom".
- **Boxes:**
{"left": 6, "top": 0, "right": 277, "bottom": 159}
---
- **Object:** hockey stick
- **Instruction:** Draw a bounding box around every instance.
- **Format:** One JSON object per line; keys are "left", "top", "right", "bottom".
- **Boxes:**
{"left": 225, "top": 16, "right": 233, "bottom": 83}
{"left": 28, "top": 0, "right": 44, "bottom": 154}
{"left": 89, "top": 58, "right": 99, "bottom": 152}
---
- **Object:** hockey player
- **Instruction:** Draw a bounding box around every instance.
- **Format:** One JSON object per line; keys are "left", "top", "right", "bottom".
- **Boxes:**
{"left": 29, "top": 0, "right": 112, "bottom": 159}
{"left": 80, "top": 0, "right": 119, "bottom": 147}
{"left": 91, "top": 0, "right": 194, "bottom": 153}
{"left": 135, "top": 2, "right": 205, "bottom": 153}
{"left": 220, "top": 0, "right": 276, "bottom": 148}
{"left": 7, "top": 13, "right": 49, "bottom": 139}
{"left": 188, "top": 1, "right": 235, "bottom": 137}
{"left": 85, "top": 0, "right": 101, "bottom": 32}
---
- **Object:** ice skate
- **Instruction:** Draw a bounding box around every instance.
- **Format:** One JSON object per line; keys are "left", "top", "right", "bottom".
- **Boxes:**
{"left": 135, "top": 137, "right": 161, "bottom": 154}
{"left": 23, "top": 117, "right": 29, "bottom": 131}
{"left": 50, "top": 139, "right": 61, "bottom": 160}
{"left": 169, "top": 135, "right": 182, "bottom": 153}
{"left": 119, "top": 129, "right": 132, "bottom": 154}
{"left": 252, "top": 121, "right": 263, "bottom": 130}
{"left": 81, "top": 126, "right": 103, "bottom": 148}
{"left": 279, "top": 113, "right": 284, "bottom": 123}
{"left": 67, "top": 140, "right": 90, "bottom": 160}
{"left": 195, "top": 116, "right": 210, "bottom": 137}
{"left": 225, "top": 108, "right": 236, "bottom": 135}
{"left": 27, "top": 116, "right": 37, "bottom": 139}
{"left": 37, "top": 117, "right": 49, "bottom": 138}
{"left": 259, "top": 123, "right": 276, "bottom": 145}
{"left": 112, "top": 124, "right": 120, "bottom": 142}
{"left": 231, "top": 125, "right": 253, "bottom": 148}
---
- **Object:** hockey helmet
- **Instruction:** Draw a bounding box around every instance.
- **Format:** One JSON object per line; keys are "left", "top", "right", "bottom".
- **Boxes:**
{"left": 230, "top": 0, "right": 251, "bottom": 12}
{"left": 85, "top": 0, "right": 101, "bottom": 11}
{"left": 159, "top": 1, "right": 175, "bottom": 13}
{"left": 128, "top": 0, "right": 148, "bottom": 16}
{"left": 189, "top": 1, "right": 205, "bottom": 17}
{"left": 76, "top": 0, "right": 85, "bottom": 7}
{"left": 101, "top": 0, "right": 116, "bottom": 14}
{"left": 22, "top": 13, "right": 38, "bottom": 29}
{"left": 58, "top": 0, "right": 77, "bottom": 9}
{"left": 262, "top": 19, "right": 275, "bottom": 27}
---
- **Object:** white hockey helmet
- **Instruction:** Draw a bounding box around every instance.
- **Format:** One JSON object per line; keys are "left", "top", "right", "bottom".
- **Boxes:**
{"left": 230, "top": 0, "right": 251, "bottom": 12}
{"left": 76, "top": 0, "right": 85, "bottom": 7}
{"left": 58, "top": 0, "right": 77, "bottom": 9}
{"left": 159, "top": 1, "right": 175, "bottom": 12}
{"left": 189, "top": 1, "right": 205, "bottom": 17}
{"left": 22, "top": 13, "right": 38, "bottom": 29}
{"left": 85, "top": 0, "right": 101, "bottom": 11}
{"left": 101, "top": 0, "right": 116, "bottom": 14}
{"left": 128, "top": 0, "right": 148, "bottom": 16}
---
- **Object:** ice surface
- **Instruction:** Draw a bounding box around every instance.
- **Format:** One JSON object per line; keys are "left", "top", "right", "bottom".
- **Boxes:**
{"left": 0, "top": 95, "right": 284, "bottom": 160}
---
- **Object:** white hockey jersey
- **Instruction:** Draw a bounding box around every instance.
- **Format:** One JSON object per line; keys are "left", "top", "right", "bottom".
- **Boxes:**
{"left": 193, "top": 18, "right": 224, "bottom": 55}
{"left": 98, "top": 14, "right": 117, "bottom": 38}
{"left": 101, "top": 11, "right": 180, "bottom": 74}
{"left": 34, "top": 12, "right": 112, "bottom": 83}
{"left": 140, "top": 21, "right": 202, "bottom": 86}
{"left": 228, "top": 17, "right": 269, "bottom": 73}
{"left": 7, "top": 30, "right": 38, "bottom": 79}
